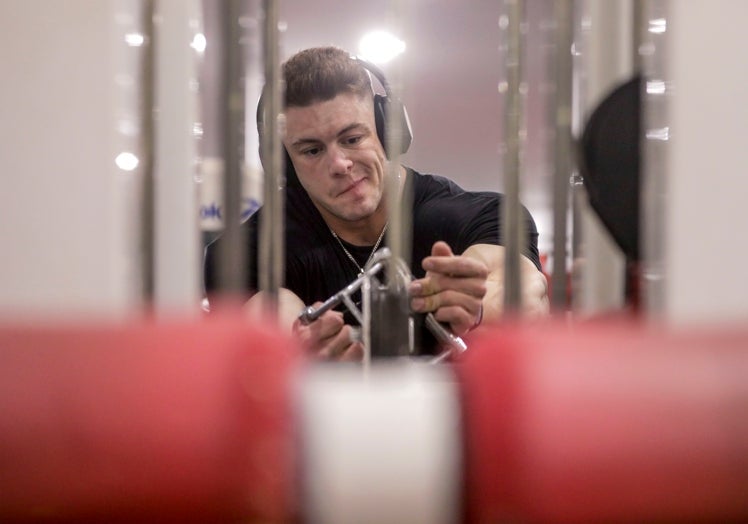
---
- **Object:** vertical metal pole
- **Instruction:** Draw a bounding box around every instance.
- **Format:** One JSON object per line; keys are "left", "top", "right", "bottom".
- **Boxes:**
{"left": 151, "top": 0, "right": 202, "bottom": 312}
{"left": 569, "top": 0, "right": 587, "bottom": 313}
{"left": 217, "top": 0, "right": 247, "bottom": 295}
{"left": 141, "top": 0, "right": 156, "bottom": 302}
{"left": 502, "top": 0, "right": 525, "bottom": 312}
{"left": 259, "top": 0, "right": 284, "bottom": 301}
{"left": 375, "top": 0, "right": 412, "bottom": 358}
{"left": 385, "top": 1, "right": 410, "bottom": 272}
{"left": 632, "top": 0, "right": 645, "bottom": 70}
{"left": 550, "top": 0, "right": 574, "bottom": 310}
{"left": 640, "top": 0, "right": 668, "bottom": 317}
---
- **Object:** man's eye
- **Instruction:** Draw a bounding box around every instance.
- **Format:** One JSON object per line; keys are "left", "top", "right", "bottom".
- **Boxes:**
{"left": 344, "top": 135, "right": 363, "bottom": 146}
{"left": 302, "top": 146, "right": 321, "bottom": 157}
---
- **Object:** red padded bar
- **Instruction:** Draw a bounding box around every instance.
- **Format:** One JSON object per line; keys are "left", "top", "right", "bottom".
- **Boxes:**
{"left": 457, "top": 320, "right": 748, "bottom": 523}
{"left": 0, "top": 314, "right": 300, "bottom": 523}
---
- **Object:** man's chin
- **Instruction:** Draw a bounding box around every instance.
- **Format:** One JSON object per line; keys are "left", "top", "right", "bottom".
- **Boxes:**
{"left": 335, "top": 200, "right": 379, "bottom": 221}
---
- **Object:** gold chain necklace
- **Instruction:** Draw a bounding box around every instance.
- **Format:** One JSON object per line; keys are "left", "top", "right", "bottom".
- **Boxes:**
{"left": 329, "top": 222, "right": 388, "bottom": 276}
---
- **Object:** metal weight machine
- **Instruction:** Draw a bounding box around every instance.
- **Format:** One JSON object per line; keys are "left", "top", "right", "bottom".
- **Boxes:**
{"left": 297, "top": 248, "right": 468, "bottom": 363}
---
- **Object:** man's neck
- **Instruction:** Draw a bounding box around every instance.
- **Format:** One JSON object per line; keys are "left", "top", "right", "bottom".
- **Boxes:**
{"left": 326, "top": 211, "right": 388, "bottom": 247}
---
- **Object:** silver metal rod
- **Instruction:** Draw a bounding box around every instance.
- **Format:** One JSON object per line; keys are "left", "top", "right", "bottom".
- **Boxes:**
{"left": 640, "top": 0, "right": 667, "bottom": 316}
{"left": 501, "top": 0, "right": 525, "bottom": 312}
{"left": 362, "top": 268, "right": 372, "bottom": 369}
{"left": 424, "top": 314, "right": 467, "bottom": 355}
{"left": 297, "top": 260, "right": 385, "bottom": 325}
{"left": 385, "top": 0, "right": 411, "bottom": 275}
{"left": 550, "top": 0, "right": 574, "bottom": 309}
{"left": 141, "top": 0, "right": 155, "bottom": 301}
{"left": 380, "top": 0, "right": 411, "bottom": 359}
{"left": 259, "top": 0, "right": 284, "bottom": 301}
{"left": 296, "top": 248, "right": 467, "bottom": 361}
{"left": 633, "top": 0, "right": 645, "bottom": 71}
{"left": 217, "top": 0, "right": 247, "bottom": 294}
{"left": 569, "top": 1, "right": 586, "bottom": 311}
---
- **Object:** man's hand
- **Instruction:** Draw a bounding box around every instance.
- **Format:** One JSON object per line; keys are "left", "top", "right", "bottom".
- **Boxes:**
{"left": 292, "top": 303, "right": 363, "bottom": 361}
{"left": 244, "top": 290, "right": 363, "bottom": 362}
{"left": 408, "top": 241, "right": 488, "bottom": 336}
{"left": 409, "top": 241, "right": 550, "bottom": 334}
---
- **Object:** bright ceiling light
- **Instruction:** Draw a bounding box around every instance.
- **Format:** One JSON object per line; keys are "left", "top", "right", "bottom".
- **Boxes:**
{"left": 191, "top": 32, "right": 207, "bottom": 54}
{"left": 358, "top": 30, "right": 406, "bottom": 64}
{"left": 115, "top": 152, "right": 139, "bottom": 171}
{"left": 124, "top": 32, "right": 145, "bottom": 47}
{"left": 648, "top": 18, "right": 667, "bottom": 34}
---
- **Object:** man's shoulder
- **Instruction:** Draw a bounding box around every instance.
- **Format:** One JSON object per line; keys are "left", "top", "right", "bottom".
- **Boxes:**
{"left": 410, "top": 168, "right": 464, "bottom": 198}
{"left": 409, "top": 168, "right": 501, "bottom": 210}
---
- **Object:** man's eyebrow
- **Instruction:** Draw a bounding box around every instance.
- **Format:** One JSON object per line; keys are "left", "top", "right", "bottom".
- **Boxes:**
{"left": 290, "top": 137, "right": 320, "bottom": 148}
{"left": 290, "top": 123, "right": 369, "bottom": 148}
{"left": 336, "top": 123, "right": 368, "bottom": 137}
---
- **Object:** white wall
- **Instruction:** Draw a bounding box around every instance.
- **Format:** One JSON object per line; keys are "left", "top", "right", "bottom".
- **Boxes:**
{"left": 664, "top": 1, "right": 748, "bottom": 323}
{"left": 0, "top": 1, "right": 141, "bottom": 316}
{"left": 0, "top": 0, "right": 202, "bottom": 318}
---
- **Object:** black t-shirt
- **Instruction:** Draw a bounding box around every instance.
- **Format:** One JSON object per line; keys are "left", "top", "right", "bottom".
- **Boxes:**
{"left": 204, "top": 168, "right": 540, "bottom": 351}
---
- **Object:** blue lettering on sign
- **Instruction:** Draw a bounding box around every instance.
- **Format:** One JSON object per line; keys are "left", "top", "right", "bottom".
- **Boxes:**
{"left": 200, "top": 202, "right": 222, "bottom": 220}
{"left": 200, "top": 198, "right": 261, "bottom": 222}
{"left": 241, "top": 198, "right": 261, "bottom": 221}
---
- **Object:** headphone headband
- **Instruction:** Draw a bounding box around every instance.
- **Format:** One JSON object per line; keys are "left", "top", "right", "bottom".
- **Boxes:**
{"left": 351, "top": 56, "right": 392, "bottom": 97}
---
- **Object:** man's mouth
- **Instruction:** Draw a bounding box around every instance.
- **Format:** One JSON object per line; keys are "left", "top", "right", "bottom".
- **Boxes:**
{"left": 338, "top": 178, "right": 365, "bottom": 196}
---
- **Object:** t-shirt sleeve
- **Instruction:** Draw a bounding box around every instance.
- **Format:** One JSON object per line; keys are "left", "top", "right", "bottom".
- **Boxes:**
{"left": 412, "top": 173, "right": 543, "bottom": 272}
{"left": 455, "top": 192, "right": 542, "bottom": 271}
{"left": 521, "top": 205, "right": 542, "bottom": 270}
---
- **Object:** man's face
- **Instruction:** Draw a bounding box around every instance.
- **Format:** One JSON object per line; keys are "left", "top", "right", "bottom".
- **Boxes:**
{"left": 283, "top": 92, "right": 387, "bottom": 226}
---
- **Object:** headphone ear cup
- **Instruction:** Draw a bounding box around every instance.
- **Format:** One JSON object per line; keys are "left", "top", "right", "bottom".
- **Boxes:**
{"left": 373, "top": 93, "right": 413, "bottom": 157}
{"left": 374, "top": 93, "right": 388, "bottom": 151}
{"left": 257, "top": 88, "right": 302, "bottom": 189}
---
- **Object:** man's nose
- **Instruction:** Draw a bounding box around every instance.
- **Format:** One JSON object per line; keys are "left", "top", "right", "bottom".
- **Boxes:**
{"left": 327, "top": 145, "right": 353, "bottom": 175}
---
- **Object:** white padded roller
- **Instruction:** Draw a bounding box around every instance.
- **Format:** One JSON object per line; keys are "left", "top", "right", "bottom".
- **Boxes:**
{"left": 298, "top": 361, "right": 462, "bottom": 524}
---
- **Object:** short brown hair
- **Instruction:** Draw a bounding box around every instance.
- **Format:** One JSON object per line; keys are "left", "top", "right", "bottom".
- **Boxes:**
{"left": 283, "top": 46, "right": 372, "bottom": 107}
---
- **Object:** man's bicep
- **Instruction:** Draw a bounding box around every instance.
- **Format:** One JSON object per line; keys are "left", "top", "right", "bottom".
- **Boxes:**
{"left": 463, "top": 243, "right": 541, "bottom": 282}
{"left": 462, "top": 244, "right": 505, "bottom": 277}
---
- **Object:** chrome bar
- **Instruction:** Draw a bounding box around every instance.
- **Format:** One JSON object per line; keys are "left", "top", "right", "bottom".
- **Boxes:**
{"left": 217, "top": 0, "right": 247, "bottom": 294}
{"left": 424, "top": 314, "right": 468, "bottom": 359}
{"left": 141, "top": 0, "right": 155, "bottom": 301}
{"left": 550, "top": 0, "right": 574, "bottom": 309}
{"left": 296, "top": 248, "right": 467, "bottom": 361}
{"left": 384, "top": 0, "right": 411, "bottom": 271}
{"left": 640, "top": 0, "right": 668, "bottom": 316}
{"left": 297, "top": 260, "right": 385, "bottom": 325}
{"left": 633, "top": 0, "right": 645, "bottom": 70}
{"left": 381, "top": 1, "right": 411, "bottom": 362}
{"left": 501, "top": 0, "right": 525, "bottom": 312}
{"left": 259, "top": 0, "right": 284, "bottom": 301}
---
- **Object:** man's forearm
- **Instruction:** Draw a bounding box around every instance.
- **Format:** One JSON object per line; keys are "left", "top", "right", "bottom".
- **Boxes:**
{"left": 244, "top": 288, "right": 306, "bottom": 333}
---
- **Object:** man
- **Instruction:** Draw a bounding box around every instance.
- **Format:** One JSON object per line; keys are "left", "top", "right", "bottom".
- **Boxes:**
{"left": 205, "top": 46, "right": 548, "bottom": 361}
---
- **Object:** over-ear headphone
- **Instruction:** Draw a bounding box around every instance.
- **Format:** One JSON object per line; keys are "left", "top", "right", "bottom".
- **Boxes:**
{"left": 256, "top": 56, "right": 413, "bottom": 187}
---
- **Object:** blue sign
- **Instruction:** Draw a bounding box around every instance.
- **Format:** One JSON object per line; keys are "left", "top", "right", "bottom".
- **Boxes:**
{"left": 199, "top": 197, "right": 261, "bottom": 224}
